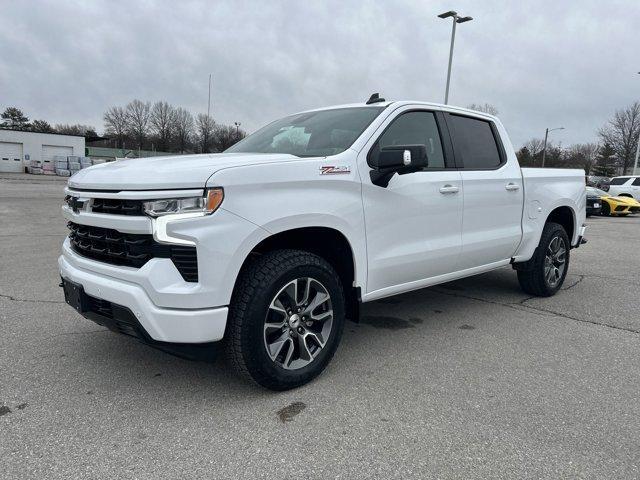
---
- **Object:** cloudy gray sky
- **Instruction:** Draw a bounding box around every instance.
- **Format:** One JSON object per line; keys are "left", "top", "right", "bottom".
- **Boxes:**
{"left": 1, "top": 0, "right": 638, "bottom": 148}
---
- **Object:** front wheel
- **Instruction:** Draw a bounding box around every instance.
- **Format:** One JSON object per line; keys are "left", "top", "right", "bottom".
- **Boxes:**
{"left": 225, "top": 249, "right": 345, "bottom": 390}
{"left": 516, "top": 222, "right": 570, "bottom": 297}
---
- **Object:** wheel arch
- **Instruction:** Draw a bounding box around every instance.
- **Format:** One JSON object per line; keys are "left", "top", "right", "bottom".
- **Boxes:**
{"left": 546, "top": 205, "right": 575, "bottom": 242}
{"left": 233, "top": 226, "right": 361, "bottom": 321}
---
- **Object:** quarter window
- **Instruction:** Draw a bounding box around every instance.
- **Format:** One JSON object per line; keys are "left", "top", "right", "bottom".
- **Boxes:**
{"left": 369, "top": 111, "right": 446, "bottom": 168}
{"left": 631, "top": 177, "right": 640, "bottom": 186}
{"left": 448, "top": 115, "right": 502, "bottom": 169}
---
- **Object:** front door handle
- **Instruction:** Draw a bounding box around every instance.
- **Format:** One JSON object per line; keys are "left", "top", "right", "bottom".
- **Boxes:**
{"left": 505, "top": 183, "right": 520, "bottom": 191}
{"left": 439, "top": 184, "right": 459, "bottom": 194}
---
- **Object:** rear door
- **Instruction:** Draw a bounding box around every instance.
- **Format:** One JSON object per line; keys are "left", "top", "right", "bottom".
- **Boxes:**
{"left": 444, "top": 113, "right": 523, "bottom": 270}
{"left": 360, "top": 108, "right": 463, "bottom": 296}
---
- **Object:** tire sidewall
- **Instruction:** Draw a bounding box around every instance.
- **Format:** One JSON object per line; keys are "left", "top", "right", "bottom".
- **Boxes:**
{"left": 241, "top": 260, "right": 345, "bottom": 389}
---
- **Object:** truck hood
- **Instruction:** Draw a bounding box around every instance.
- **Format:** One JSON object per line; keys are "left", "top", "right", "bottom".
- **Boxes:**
{"left": 68, "top": 153, "right": 300, "bottom": 190}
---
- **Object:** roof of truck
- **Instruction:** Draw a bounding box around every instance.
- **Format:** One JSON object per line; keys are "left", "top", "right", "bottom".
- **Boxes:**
{"left": 299, "top": 100, "right": 499, "bottom": 121}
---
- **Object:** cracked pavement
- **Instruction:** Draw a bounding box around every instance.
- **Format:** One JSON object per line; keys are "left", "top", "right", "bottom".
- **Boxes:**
{"left": 1, "top": 174, "right": 640, "bottom": 479}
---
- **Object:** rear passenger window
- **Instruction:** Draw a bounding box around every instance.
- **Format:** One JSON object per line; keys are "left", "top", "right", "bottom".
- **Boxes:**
{"left": 632, "top": 178, "right": 640, "bottom": 186}
{"left": 609, "top": 177, "right": 630, "bottom": 185}
{"left": 448, "top": 115, "right": 502, "bottom": 169}
{"left": 370, "top": 111, "right": 446, "bottom": 169}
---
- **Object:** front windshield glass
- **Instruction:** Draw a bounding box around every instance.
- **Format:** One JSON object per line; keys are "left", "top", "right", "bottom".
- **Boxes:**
{"left": 225, "top": 107, "right": 385, "bottom": 157}
{"left": 587, "top": 187, "right": 608, "bottom": 196}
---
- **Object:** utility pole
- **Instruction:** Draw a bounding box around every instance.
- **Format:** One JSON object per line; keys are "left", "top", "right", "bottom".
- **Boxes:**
{"left": 541, "top": 126, "right": 565, "bottom": 167}
{"left": 438, "top": 11, "right": 473, "bottom": 104}
{"left": 207, "top": 74, "right": 212, "bottom": 118}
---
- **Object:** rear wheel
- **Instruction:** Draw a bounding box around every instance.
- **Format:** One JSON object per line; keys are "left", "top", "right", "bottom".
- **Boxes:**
{"left": 516, "top": 222, "right": 570, "bottom": 297}
{"left": 225, "top": 249, "right": 345, "bottom": 390}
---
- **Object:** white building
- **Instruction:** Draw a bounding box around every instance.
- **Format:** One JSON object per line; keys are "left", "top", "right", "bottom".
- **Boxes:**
{"left": 0, "top": 129, "right": 85, "bottom": 173}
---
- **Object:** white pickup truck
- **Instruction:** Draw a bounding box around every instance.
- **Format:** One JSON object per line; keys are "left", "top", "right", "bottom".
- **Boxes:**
{"left": 59, "top": 97, "right": 586, "bottom": 390}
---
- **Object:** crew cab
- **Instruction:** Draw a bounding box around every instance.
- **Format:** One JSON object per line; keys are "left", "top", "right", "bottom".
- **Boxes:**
{"left": 59, "top": 97, "right": 587, "bottom": 390}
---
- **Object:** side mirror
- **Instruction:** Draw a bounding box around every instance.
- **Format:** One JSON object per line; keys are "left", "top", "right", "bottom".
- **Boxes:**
{"left": 370, "top": 144, "right": 428, "bottom": 187}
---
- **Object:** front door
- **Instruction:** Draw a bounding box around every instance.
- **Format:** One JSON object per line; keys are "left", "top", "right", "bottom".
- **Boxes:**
{"left": 360, "top": 109, "right": 463, "bottom": 297}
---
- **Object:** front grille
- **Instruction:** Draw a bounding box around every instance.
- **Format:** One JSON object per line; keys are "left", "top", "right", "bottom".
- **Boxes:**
{"left": 67, "top": 222, "right": 198, "bottom": 282}
{"left": 91, "top": 198, "right": 144, "bottom": 216}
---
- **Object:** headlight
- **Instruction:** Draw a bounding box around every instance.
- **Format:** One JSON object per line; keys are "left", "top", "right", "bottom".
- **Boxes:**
{"left": 143, "top": 188, "right": 224, "bottom": 217}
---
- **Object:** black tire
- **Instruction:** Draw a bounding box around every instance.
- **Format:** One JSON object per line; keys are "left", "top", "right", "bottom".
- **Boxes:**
{"left": 516, "top": 222, "right": 570, "bottom": 297}
{"left": 225, "top": 249, "right": 345, "bottom": 390}
{"left": 601, "top": 202, "right": 611, "bottom": 216}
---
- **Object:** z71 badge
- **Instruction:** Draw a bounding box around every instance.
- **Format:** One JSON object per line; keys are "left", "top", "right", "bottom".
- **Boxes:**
{"left": 320, "top": 165, "right": 351, "bottom": 175}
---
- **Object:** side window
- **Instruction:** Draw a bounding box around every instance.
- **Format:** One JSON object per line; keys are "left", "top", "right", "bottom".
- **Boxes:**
{"left": 609, "top": 177, "right": 629, "bottom": 186}
{"left": 369, "top": 111, "right": 446, "bottom": 169}
{"left": 448, "top": 114, "right": 502, "bottom": 169}
{"left": 633, "top": 178, "right": 640, "bottom": 186}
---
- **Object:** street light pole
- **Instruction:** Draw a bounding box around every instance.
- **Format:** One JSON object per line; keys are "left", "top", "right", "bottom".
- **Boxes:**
{"left": 438, "top": 11, "right": 473, "bottom": 105}
{"left": 207, "top": 74, "right": 212, "bottom": 118}
{"left": 633, "top": 133, "right": 639, "bottom": 175}
{"left": 634, "top": 72, "right": 640, "bottom": 175}
{"left": 541, "top": 126, "right": 565, "bottom": 167}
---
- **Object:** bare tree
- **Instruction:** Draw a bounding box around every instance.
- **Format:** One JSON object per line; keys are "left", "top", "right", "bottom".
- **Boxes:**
{"left": 569, "top": 143, "right": 599, "bottom": 174}
{"left": 599, "top": 101, "right": 640, "bottom": 175}
{"left": 213, "top": 124, "right": 246, "bottom": 151}
{"left": 149, "top": 101, "right": 175, "bottom": 151}
{"left": 195, "top": 114, "right": 216, "bottom": 153}
{"left": 55, "top": 124, "right": 97, "bottom": 137}
{"left": 104, "top": 106, "right": 128, "bottom": 149}
{"left": 466, "top": 103, "right": 499, "bottom": 115}
{"left": 125, "top": 100, "right": 151, "bottom": 149}
{"left": 172, "top": 107, "right": 194, "bottom": 153}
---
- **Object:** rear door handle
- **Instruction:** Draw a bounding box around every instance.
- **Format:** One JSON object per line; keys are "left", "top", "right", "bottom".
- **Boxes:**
{"left": 505, "top": 183, "right": 520, "bottom": 191}
{"left": 439, "top": 185, "right": 459, "bottom": 194}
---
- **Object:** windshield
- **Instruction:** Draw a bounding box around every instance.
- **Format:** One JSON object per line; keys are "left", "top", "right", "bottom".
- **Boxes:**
{"left": 225, "top": 107, "right": 385, "bottom": 157}
{"left": 587, "top": 187, "right": 608, "bottom": 196}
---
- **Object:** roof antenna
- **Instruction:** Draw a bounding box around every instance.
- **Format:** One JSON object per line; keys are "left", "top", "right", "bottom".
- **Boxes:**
{"left": 366, "top": 93, "right": 386, "bottom": 104}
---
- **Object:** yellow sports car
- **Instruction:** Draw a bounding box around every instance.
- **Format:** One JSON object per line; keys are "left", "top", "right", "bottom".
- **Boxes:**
{"left": 588, "top": 187, "right": 640, "bottom": 216}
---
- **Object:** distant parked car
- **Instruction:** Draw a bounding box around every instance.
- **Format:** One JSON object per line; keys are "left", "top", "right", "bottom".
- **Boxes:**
{"left": 585, "top": 187, "right": 603, "bottom": 216}
{"left": 586, "top": 176, "right": 611, "bottom": 190}
{"left": 607, "top": 176, "right": 640, "bottom": 200}
{"left": 589, "top": 186, "right": 640, "bottom": 216}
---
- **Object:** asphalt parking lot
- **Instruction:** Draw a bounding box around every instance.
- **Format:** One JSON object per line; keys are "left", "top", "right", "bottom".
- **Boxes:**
{"left": 1, "top": 173, "right": 639, "bottom": 479}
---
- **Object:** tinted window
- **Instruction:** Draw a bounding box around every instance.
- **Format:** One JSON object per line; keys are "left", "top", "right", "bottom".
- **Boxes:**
{"left": 448, "top": 115, "right": 502, "bottom": 169}
{"left": 609, "top": 177, "right": 630, "bottom": 185}
{"left": 226, "top": 107, "right": 384, "bottom": 157}
{"left": 369, "top": 111, "right": 445, "bottom": 168}
{"left": 632, "top": 177, "right": 640, "bottom": 186}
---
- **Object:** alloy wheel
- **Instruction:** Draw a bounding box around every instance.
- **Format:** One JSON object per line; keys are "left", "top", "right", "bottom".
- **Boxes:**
{"left": 544, "top": 236, "right": 566, "bottom": 288}
{"left": 263, "top": 277, "right": 333, "bottom": 370}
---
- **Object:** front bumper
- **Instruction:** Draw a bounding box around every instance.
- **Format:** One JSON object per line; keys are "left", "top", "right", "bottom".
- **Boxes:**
{"left": 59, "top": 254, "right": 228, "bottom": 343}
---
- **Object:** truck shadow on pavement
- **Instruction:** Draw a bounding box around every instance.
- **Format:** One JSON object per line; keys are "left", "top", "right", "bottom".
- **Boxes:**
{"left": 61, "top": 267, "right": 535, "bottom": 396}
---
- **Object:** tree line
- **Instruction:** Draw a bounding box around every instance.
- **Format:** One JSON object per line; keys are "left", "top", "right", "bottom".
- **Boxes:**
{"left": 103, "top": 100, "right": 246, "bottom": 153}
{"left": 516, "top": 101, "right": 640, "bottom": 176}
{"left": 0, "top": 101, "right": 247, "bottom": 154}
{"left": 0, "top": 106, "right": 98, "bottom": 137}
